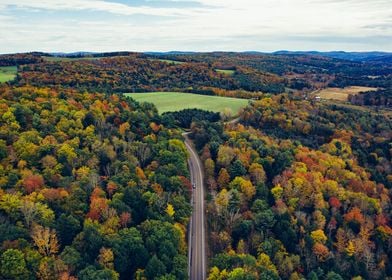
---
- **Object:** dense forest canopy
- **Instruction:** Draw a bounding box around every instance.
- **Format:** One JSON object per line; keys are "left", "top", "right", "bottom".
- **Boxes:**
{"left": 145, "top": 52, "right": 392, "bottom": 91}
{"left": 0, "top": 85, "right": 192, "bottom": 279}
{"left": 15, "top": 55, "right": 285, "bottom": 94}
{"left": 190, "top": 99, "right": 391, "bottom": 279}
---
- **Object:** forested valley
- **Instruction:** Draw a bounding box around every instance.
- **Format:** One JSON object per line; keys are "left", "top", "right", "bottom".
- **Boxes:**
{"left": 0, "top": 51, "right": 391, "bottom": 280}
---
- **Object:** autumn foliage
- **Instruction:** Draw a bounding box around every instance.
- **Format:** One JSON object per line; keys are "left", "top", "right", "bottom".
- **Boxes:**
{"left": 0, "top": 85, "right": 191, "bottom": 279}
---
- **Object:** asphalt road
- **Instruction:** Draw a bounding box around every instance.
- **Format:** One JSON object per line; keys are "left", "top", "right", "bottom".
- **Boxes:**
{"left": 184, "top": 134, "right": 206, "bottom": 280}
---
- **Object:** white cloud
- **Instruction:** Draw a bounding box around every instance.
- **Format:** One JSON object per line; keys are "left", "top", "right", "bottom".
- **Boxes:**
{"left": 0, "top": 0, "right": 391, "bottom": 53}
{"left": 0, "top": 0, "right": 207, "bottom": 16}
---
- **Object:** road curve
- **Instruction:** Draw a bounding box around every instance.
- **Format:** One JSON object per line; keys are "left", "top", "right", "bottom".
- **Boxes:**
{"left": 183, "top": 133, "right": 206, "bottom": 280}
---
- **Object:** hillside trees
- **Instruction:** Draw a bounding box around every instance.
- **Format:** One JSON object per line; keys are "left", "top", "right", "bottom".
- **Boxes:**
{"left": 16, "top": 56, "right": 286, "bottom": 94}
{"left": 0, "top": 85, "right": 192, "bottom": 279}
{"left": 193, "top": 96, "right": 391, "bottom": 279}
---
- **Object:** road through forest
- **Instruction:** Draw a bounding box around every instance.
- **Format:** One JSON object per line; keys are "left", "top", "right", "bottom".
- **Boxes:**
{"left": 184, "top": 134, "right": 206, "bottom": 280}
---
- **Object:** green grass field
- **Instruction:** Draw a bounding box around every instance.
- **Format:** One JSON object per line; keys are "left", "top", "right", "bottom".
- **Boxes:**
{"left": 125, "top": 92, "right": 249, "bottom": 114}
{"left": 0, "top": 66, "right": 17, "bottom": 83}
{"left": 215, "top": 69, "right": 235, "bottom": 75}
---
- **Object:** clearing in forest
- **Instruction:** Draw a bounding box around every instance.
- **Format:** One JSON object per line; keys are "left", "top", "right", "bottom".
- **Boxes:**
{"left": 125, "top": 92, "right": 249, "bottom": 114}
{"left": 148, "top": 59, "right": 184, "bottom": 65}
{"left": 313, "top": 86, "right": 377, "bottom": 101}
{"left": 215, "top": 69, "right": 235, "bottom": 75}
{"left": 0, "top": 66, "right": 17, "bottom": 83}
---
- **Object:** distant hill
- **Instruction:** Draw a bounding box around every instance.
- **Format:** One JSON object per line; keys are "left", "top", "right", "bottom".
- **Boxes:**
{"left": 49, "top": 51, "right": 97, "bottom": 57}
{"left": 274, "top": 50, "right": 392, "bottom": 62}
{"left": 44, "top": 50, "right": 392, "bottom": 62}
{"left": 144, "top": 51, "right": 197, "bottom": 55}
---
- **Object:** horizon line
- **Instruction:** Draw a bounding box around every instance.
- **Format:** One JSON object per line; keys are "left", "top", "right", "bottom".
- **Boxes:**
{"left": 1, "top": 50, "right": 392, "bottom": 55}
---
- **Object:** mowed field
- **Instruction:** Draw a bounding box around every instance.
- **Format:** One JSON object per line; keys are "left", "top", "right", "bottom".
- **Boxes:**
{"left": 215, "top": 69, "right": 235, "bottom": 75}
{"left": 125, "top": 92, "right": 249, "bottom": 114}
{"left": 314, "top": 86, "right": 377, "bottom": 101}
{"left": 0, "top": 66, "right": 17, "bottom": 83}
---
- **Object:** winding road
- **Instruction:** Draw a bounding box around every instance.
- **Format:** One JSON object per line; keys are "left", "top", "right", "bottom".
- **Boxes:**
{"left": 184, "top": 133, "right": 206, "bottom": 280}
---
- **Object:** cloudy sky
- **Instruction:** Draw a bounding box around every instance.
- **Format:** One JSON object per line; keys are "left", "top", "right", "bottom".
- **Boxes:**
{"left": 0, "top": 0, "right": 391, "bottom": 53}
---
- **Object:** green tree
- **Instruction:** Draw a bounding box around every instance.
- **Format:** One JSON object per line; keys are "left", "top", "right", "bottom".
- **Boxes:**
{"left": 78, "top": 265, "right": 119, "bottom": 280}
{"left": 111, "top": 227, "right": 148, "bottom": 276}
{"left": 60, "top": 246, "right": 82, "bottom": 273}
{"left": 0, "top": 249, "right": 28, "bottom": 279}
{"left": 325, "top": 272, "right": 344, "bottom": 280}
{"left": 56, "top": 214, "right": 81, "bottom": 246}
{"left": 254, "top": 209, "right": 276, "bottom": 232}
{"left": 145, "top": 255, "right": 166, "bottom": 279}
{"left": 229, "top": 160, "right": 247, "bottom": 178}
{"left": 0, "top": 139, "right": 7, "bottom": 160}
{"left": 227, "top": 267, "right": 256, "bottom": 280}
{"left": 171, "top": 255, "right": 187, "bottom": 279}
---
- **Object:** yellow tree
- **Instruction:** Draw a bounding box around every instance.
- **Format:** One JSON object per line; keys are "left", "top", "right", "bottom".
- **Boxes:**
{"left": 240, "top": 179, "right": 256, "bottom": 200}
{"left": 249, "top": 163, "right": 266, "bottom": 184}
{"left": 217, "top": 168, "right": 230, "bottom": 189}
{"left": 166, "top": 203, "right": 175, "bottom": 217}
{"left": 236, "top": 239, "right": 246, "bottom": 254}
{"left": 205, "top": 158, "right": 215, "bottom": 178}
{"left": 217, "top": 146, "right": 235, "bottom": 167}
{"left": 230, "top": 177, "right": 256, "bottom": 200}
{"left": 346, "top": 240, "right": 355, "bottom": 257}
{"left": 313, "top": 210, "right": 326, "bottom": 230}
{"left": 31, "top": 224, "right": 59, "bottom": 256}
{"left": 208, "top": 266, "right": 228, "bottom": 280}
{"left": 135, "top": 167, "right": 146, "bottom": 180}
{"left": 257, "top": 253, "right": 278, "bottom": 275}
{"left": 98, "top": 247, "right": 114, "bottom": 269}
{"left": 215, "top": 189, "right": 230, "bottom": 214}
{"left": 271, "top": 185, "right": 283, "bottom": 201}
{"left": 119, "top": 122, "right": 130, "bottom": 139}
{"left": 311, "top": 229, "right": 328, "bottom": 244}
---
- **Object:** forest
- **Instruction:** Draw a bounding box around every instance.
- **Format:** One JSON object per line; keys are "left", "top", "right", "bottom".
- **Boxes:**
{"left": 190, "top": 97, "right": 391, "bottom": 279}
{"left": 15, "top": 55, "right": 285, "bottom": 94}
{"left": 1, "top": 52, "right": 392, "bottom": 107}
{"left": 0, "top": 85, "right": 192, "bottom": 279}
{"left": 0, "top": 51, "right": 391, "bottom": 280}
{"left": 146, "top": 52, "right": 392, "bottom": 93}
{"left": 348, "top": 89, "right": 392, "bottom": 107}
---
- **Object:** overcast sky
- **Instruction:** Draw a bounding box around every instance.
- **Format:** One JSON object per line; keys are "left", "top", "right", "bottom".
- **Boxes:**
{"left": 0, "top": 0, "right": 391, "bottom": 53}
